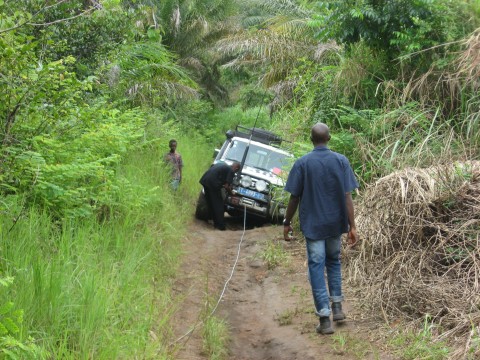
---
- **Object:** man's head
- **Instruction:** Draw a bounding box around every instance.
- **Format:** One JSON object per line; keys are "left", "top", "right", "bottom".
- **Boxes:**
{"left": 169, "top": 139, "right": 177, "bottom": 152}
{"left": 310, "top": 123, "right": 331, "bottom": 146}
{"left": 231, "top": 161, "right": 241, "bottom": 173}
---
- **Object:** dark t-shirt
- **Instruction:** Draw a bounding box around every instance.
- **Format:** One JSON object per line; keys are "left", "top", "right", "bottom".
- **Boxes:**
{"left": 200, "top": 163, "right": 235, "bottom": 190}
{"left": 284, "top": 145, "right": 358, "bottom": 239}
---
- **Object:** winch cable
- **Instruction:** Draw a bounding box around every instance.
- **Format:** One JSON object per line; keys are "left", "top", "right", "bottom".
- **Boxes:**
{"left": 237, "top": 96, "right": 264, "bottom": 180}
{"left": 209, "top": 204, "right": 248, "bottom": 315}
{"left": 169, "top": 204, "right": 248, "bottom": 348}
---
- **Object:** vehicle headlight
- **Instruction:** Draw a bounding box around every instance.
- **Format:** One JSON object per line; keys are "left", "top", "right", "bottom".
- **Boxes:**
{"left": 255, "top": 180, "right": 267, "bottom": 192}
{"left": 240, "top": 175, "right": 252, "bottom": 188}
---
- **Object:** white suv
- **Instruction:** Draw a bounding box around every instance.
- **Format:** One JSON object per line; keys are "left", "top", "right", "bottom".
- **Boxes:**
{"left": 195, "top": 126, "right": 293, "bottom": 223}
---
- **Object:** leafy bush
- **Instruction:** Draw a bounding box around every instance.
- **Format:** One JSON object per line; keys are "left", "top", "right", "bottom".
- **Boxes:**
{"left": 237, "top": 83, "right": 273, "bottom": 109}
{"left": 31, "top": 1, "right": 131, "bottom": 75}
{"left": 0, "top": 24, "right": 155, "bottom": 218}
{"left": 167, "top": 99, "right": 213, "bottom": 132}
{"left": 0, "top": 277, "right": 48, "bottom": 359}
{"left": 3, "top": 103, "right": 148, "bottom": 218}
{"left": 311, "top": 0, "right": 475, "bottom": 64}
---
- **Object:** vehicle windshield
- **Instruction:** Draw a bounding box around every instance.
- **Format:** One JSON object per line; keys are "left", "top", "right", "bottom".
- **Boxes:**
{"left": 224, "top": 140, "right": 291, "bottom": 173}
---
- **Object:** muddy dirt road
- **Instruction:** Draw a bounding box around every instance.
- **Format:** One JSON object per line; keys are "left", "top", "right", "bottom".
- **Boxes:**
{"left": 170, "top": 217, "right": 390, "bottom": 360}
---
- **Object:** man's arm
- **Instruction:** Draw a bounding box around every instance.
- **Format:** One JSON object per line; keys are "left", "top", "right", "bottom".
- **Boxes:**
{"left": 283, "top": 195, "right": 300, "bottom": 241}
{"left": 345, "top": 192, "right": 358, "bottom": 246}
{"left": 223, "top": 183, "right": 233, "bottom": 194}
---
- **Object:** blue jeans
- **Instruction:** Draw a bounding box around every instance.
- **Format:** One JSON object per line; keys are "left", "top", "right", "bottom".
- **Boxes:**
{"left": 306, "top": 235, "right": 343, "bottom": 317}
{"left": 170, "top": 179, "right": 180, "bottom": 191}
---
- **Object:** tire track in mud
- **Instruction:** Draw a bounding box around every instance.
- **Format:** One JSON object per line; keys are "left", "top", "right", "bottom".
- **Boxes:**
{"left": 170, "top": 217, "right": 391, "bottom": 360}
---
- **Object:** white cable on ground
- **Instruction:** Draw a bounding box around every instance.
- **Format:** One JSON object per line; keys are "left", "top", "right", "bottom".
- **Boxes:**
{"left": 209, "top": 205, "right": 247, "bottom": 316}
{"left": 170, "top": 205, "right": 248, "bottom": 347}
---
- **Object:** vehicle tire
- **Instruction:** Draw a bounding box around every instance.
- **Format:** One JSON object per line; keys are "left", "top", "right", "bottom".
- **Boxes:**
{"left": 267, "top": 202, "right": 282, "bottom": 224}
{"left": 227, "top": 209, "right": 242, "bottom": 217}
{"left": 270, "top": 215, "right": 283, "bottom": 225}
{"left": 195, "top": 190, "right": 211, "bottom": 221}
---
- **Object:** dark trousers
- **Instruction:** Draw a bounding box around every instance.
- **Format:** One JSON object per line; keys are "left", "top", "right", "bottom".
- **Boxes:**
{"left": 203, "top": 187, "right": 225, "bottom": 229}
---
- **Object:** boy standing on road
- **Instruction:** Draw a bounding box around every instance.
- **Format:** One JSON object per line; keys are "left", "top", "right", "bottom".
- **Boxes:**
{"left": 282, "top": 123, "right": 359, "bottom": 335}
{"left": 164, "top": 139, "right": 183, "bottom": 191}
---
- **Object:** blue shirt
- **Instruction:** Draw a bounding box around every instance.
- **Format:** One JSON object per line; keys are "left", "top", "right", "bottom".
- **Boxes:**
{"left": 284, "top": 146, "right": 359, "bottom": 239}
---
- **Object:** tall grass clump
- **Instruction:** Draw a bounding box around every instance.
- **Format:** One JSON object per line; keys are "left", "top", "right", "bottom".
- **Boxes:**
{"left": 268, "top": 28, "right": 480, "bottom": 183}
{"left": 260, "top": 239, "right": 291, "bottom": 270}
{"left": 390, "top": 315, "right": 451, "bottom": 360}
{"left": 200, "top": 289, "right": 230, "bottom": 360}
{"left": 202, "top": 315, "right": 230, "bottom": 360}
{"left": 272, "top": 101, "right": 479, "bottom": 185}
{"left": 346, "top": 162, "right": 480, "bottom": 358}
{"left": 331, "top": 104, "right": 478, "bottom": 183}
{"left": 0, "top": 275, "right": 49, "bottom": 358}
{"left": 0, "top": 129, "right": 212, "bottom": 358}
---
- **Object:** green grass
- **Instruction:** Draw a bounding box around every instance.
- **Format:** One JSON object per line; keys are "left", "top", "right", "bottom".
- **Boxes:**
{"left": 275, "top": 307, "right": 300, "bottom": 326}
{"left": 291, "top": 285, "right": 309, "bottom": 300}
{"left": 259, "top": 239, "right": 291, "bottom": 269}
{"left": 0, "top": 132, "right": 213, "bottom": 359}
{"left": 390, "top": 316, "right": 451, "bottom": 360}
{"left": 330, "top": 332, "right": 381, "bottom": 359}
{"left": 202, "top": 315, "right": 230, "bottom": 360}
{"left": 467, "top": 324, "right": 480, "bottom": 359}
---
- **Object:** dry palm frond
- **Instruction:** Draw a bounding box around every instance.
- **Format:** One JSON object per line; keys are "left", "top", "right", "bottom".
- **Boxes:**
{"left": 257, "top": 0, "right": 311, "bottom": 18}
{"left": 216, "top": 29, "right": 318, "bottom": 89}
{"left": 403, "top": 68, "right": 464, "bottom": 114}
{"left": 313, "top": 42, "right": 341, "bottom": 62}
{"left": 178, "top": 57, "right": 206, "bottom": 75}
{"left": 268, "top": 79, "right": 297, "bottom": 112}
{"left": 346, "top": 162, "right": 480, "bottom": 358}
{"left": 455, "top": 28, "right": 480, "bottom": 87}
{"left": 400, "top": 28, "right": 480, "bottom": 116}
{"left": 264, "top": 15, "right": 313, "bottom": 39}
{"left": 217, "top": 30, "right": 316, "bottom": 62}
{"left": 172, "top": 5, "right": 181, "bottom": 35}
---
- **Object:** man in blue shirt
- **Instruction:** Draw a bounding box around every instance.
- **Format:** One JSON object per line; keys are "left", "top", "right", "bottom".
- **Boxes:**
{"left": 282, "top": 123, "right": 359, "bottom": 335}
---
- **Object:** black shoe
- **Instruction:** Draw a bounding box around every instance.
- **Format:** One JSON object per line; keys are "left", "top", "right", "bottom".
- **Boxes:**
{"left": 214, "top": 225, "right": 226, "bottom": 231}
{"left": 332, "top": 302, "right": 346, "bottom": 321}
{"left": 316, "top": 316, "right": 334, "bottom": 335}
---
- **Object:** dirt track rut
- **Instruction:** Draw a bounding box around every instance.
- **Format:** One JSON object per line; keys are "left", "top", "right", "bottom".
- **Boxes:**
{"left": 170, "top": 217, "right": 390, "bottom": 359}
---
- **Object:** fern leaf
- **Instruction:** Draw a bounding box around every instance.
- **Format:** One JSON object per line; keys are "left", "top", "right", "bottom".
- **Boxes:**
{"left": 0, "top": 322, "right": 8, "bottom": 336}
{"left": 0, "top": 277, "right": 14, "bottom": 287}
{"left": 3, "top": 318, "right": 20, "bottom": 334}
{"left": 0, "top": 302, "right": 14, "bottom": 316}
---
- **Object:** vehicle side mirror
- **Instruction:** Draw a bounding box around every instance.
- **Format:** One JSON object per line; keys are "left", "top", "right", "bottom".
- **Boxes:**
{"left": 213, "top": 149, "right": 220, "bottom": 158}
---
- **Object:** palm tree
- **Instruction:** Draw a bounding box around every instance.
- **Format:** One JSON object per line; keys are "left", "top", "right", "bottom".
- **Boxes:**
{"left": 105, "top": 41, "right": 198, "bottom": 108}
{"left": 129, "top": 0, "right": 238, "bottom": 102}
{"left": 217, "top": 0, "right": 318, "bottom": 85}
{"left": 215, "top": 0, "right": 338, "bottom": 111}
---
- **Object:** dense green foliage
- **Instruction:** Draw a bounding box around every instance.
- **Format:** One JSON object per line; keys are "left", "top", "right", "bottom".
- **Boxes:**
{"left": 1, "top": 0, "right": 479, "bottom": 357}
{"left": 312, "top": 0, "right": 473, "bottom": 56}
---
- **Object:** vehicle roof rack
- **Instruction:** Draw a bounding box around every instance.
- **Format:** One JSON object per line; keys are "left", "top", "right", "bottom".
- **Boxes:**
{"left": 226, "top": 125, "right": 283, "bottom": 146}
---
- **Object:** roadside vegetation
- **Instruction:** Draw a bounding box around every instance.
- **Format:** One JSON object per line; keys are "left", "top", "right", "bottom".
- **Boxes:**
{"left": 1, "top": 0, "right": 479, "bottom": 358}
